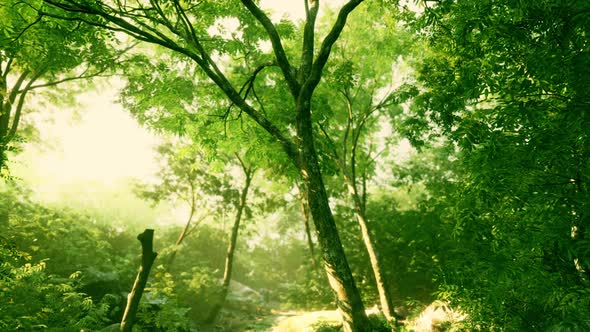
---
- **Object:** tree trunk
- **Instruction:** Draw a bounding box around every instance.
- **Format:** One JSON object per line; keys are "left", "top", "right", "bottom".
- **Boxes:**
{"left": 298, "top": 184, "right": 319, "bottom": 270}
{"left": 166, "top": 205, "right": 196, "bottom": 268}
{"left": 206, "top": 166, "right": 253, "bottom": 323}
{"left": 120, "top": 229, "right": 158, "bottom": 332}
{"left": 346, "top": 176, "right": 400, "bottom": 322}
{"left": 297, "top": 105, "right": 370, "bottom": 332}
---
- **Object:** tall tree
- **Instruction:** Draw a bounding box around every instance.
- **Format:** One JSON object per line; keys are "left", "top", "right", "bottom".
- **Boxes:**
{"left": 316, "top": 3, "right": 412, "bottom": 321}
{"left": 39, "top": 1, "right": 380, "bottom": 329}
{"left": 134, "top": 142, "right": 223, "bottom": 268}
{"left": 136, "top": 139, "right": 260, "bottom": 323}
{"left": 0, "top": 0, "right": 118, "bottom": 175}
{"left": 403, "top": 0, "right": 590, "bottom": 329}
{"left": 206, "top": 153, "right": 255, "bottom": 323}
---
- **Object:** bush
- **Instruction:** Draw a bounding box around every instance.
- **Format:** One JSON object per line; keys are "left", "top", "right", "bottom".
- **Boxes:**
{"left": 0, "top": 239, "right": 111, "bottom": 330}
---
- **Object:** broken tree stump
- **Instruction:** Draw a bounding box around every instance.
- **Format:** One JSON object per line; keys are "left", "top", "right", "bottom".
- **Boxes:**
{"left": 120, "top": 229, "right": 158, "bottom": 332}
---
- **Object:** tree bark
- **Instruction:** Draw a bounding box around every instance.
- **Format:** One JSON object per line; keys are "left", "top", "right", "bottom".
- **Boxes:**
{"left": 38, "top": 1, "right": 371, "bottom": 330}
{"left": 297, "top": 103, "right": 370, "bottom": 332}
{"left": 345, "top": 174, "right": 400, "bottom": 322}
{"left": 206, "top": 163, "right": 253, "bottom": 323}
{"left": 298, "top": 184, "right": 319, "bottom": 270}
{"left": 120, "top": 229, "right": 158, "bottom": 332}
{"left": 166, "top": 204, "right": 196, "bottom": 268}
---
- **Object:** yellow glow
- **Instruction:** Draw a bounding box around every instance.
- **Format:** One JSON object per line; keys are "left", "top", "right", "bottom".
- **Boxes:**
{"left": 14, "top": 85, "right": 159, "bottom": 187}
{"left": 12, "top": 0, "right": 400, "bottom": 204}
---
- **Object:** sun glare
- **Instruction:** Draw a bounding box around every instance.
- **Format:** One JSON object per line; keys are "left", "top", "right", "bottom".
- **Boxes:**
{"left": 14, "top": 86, "right": 159, "bottom": 188}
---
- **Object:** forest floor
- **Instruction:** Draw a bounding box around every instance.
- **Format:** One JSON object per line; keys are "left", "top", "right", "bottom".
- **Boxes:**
{"left": 200, "top": 308, "right": 343, "bottom": 332}
{"left": 255, "top": 309, "right": 342, "bottom": 331}
{"left": 208, "top": 301, "right": 467, "bottom": 332}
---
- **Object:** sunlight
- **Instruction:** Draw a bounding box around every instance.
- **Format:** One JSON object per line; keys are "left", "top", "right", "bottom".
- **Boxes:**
{"left": 14, "top": 86, "right": 159, "bottom": 186}
{"left": 2, "top": 0, "right": 584, "bottom": 331}
{"left": 261, "top": 0, "right": 348, "bottom": 21}
{"left": 14, "top": 0, "right": 352, "bottom": 190}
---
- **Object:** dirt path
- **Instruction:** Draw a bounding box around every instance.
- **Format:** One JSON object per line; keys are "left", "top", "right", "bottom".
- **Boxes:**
{"left": 237, "top": 309, "right": 341, "bottom": 332}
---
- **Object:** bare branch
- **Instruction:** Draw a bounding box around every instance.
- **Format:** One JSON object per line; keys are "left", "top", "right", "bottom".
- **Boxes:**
{"left": 318, "top": 121, "right": 342, "bottom": 167}
{"left": 342, "top": 92, "right": 353, "bottom": 171}
{"left": 185, "top": 214, "right": 207, "bottom": 237}
{"left": 8, "top": 14, "right": 43, "bottom": 44}
{"left": 239, "top": 61, "right": 276, "bottom": 99}
{"left": 24, "top": 69, "right": 107, "bottom": 91}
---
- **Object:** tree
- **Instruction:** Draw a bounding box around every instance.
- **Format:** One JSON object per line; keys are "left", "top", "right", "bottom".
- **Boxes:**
{"left": 403, "top": 0, "right": 590, "bottom": 329}
{"left": 120, "top": 229, "right": 158, "bottom": 332}
{"left": 206, "top": 153, "right": 255, "bottom": 323}
{"left": 315, "top": 3, "right": 413, "bottom": 321}
{"left": 39, "top": 1, "right": 381, "bottom": 329}
{"left": 0, "top": 0, "right": 119, "bottom": 175}
{"left": 135, "top": 142, "right": 224, "bottom": 268}
{"left": 136, "top": 139, "right": 260, "bottom": 323}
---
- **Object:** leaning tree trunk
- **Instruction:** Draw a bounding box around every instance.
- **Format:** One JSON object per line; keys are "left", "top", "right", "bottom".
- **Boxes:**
{"left": 297, "top": 105, "right": 370, "bottom": 332}
{"left": 166, "top": 204, "right": 196, "bottom": 268}
{"left": 206, "top": 164, "right": 253, "bottom": 323}
{"left": 36, "top": 0, "right": 371, "bottom": 329}
{"left": 345, "top": 175, "right": 400, "bottom": 322}
{"left": 120, "top": 229, "right": 158, "bottom": 332}
{"left": 298, "top": 184, "right": 319, "bottom": 270}
{"left": 354, "top": 208, "right": 398, "bottom": 322}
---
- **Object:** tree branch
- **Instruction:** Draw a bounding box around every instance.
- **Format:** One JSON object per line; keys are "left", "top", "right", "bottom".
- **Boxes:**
{"left": 318, "top": 121, "right": 343, "bottom": 167}
{"left": 25, "top": 40, "right": 137, "bottom": 91}
{"left": 1, "top": 56, "right": 14, "bottom": 80}
{"left": 300, "top": 0, "right": 319, "bottom": 81}
{"left": 238, "top": 61, "right": 276, "bottom": 100}
{"left": 8, "top": 14, "right": 43, "bottom": 44}
{"left": 24, "top": 69, "right": 106, "bottom": 91}
{"left": 302, "top": 0, "right": 364, "bottom": 97}
{"left": 240, "top": 0, "right": 300, "bottom": 96}
{"left": 342, "top": 92, "right": 353, "bottom": 172}
{"left": 120, "top": 229, "right": 158, "bottom": 332}
{"left": 42, "top": 0, "right": 193, "bottom": 59}
{"left": 1, "top": 71, "right": 29, "bottom": 135}
{"left": 43, "top": 0, "right": 301, "bottom": 169}
{"left": 7, "top": 71, "right": 44, "bottom": 142}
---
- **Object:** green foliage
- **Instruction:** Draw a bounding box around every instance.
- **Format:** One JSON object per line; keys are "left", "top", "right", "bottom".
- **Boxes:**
{"left": 277, "top": 267, "right": 335, "bottom": 310}
{"left": 0, "top": 258, "right": 112, "bottom": 330}
{"left": 333, "top": 162, "right": 453, "bottom": 309}
{"left": 5, "top": 0, "right": 590, "bottom": 330}
{"left": 0, "top": 185, "right": 135, "bottom": 279}
{"left": 313, "top": 321, "right": 343, "bottom": 332}
{"left": 134, "top": 269, "right": 193, "bottom": 331}
{"left": 0, "top": 184, "right": 138, "bottom": 329}
{"left": 311, "top": 313, "right": 394, "bottom": 332}
{"left": 398, "top": 1, "right": 590, "bottom": 328}
{"left": 135, "top": 141, "right": 239, "bottom": 211}
{"left": 1, "top": 0, "right": 120, "bottom": 172}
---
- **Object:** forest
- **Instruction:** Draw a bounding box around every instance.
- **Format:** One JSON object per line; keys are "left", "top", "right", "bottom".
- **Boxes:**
{"left": 1, "top": 0, "right": 589, "bottom": 331}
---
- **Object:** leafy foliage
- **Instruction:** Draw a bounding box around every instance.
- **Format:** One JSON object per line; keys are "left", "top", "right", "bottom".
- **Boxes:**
{"left": 3, "top": 0, "right": 590, "bottom": 331}
{"left": 0, "top": 0, "right": 119, "bottom": 174}
{"left": 0, "top": 185, "right": 130, "bottom": 330}
{"left": 401, "top": 0, "right": 590, "bottom": 329}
